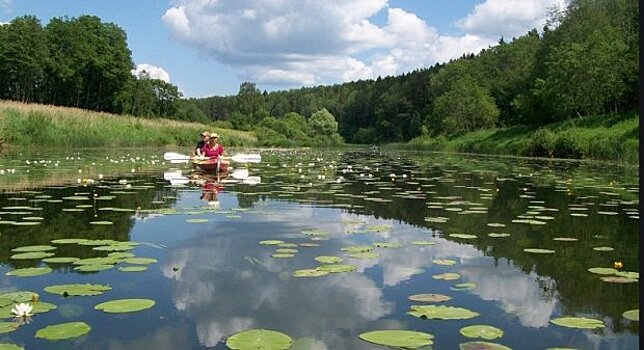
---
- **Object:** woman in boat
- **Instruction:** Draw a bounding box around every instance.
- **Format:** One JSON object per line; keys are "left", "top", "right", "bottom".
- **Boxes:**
{"left": 202, "top": 132, "right": 224, "bottom": 159}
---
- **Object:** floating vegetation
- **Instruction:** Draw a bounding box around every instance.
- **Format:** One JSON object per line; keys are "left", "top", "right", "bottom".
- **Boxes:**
{"left": 186, "top": 218, "right": 208, "bottom": 223}
{"left": 600, "top": 276, "right": 638, "bottom": 283}
{"left": 550, "top": 317, "right": 605, "bottom": 329}
{"left": 359, "top": 330, "right": 434, "bottom": 349}
{"left": 35, "top": 322, "right": 91, "bottom": 340}
{"left": 459, "top": 341, "right": 512, "bottom": 350}
{"left": 94, "top": 299, "right": 155, "bottom": 313}
{"left": 89, "top": 221, "right": 113, "bottom": 225}
{"left": 6, "top": 267, "right": 53, "bottom": 277}
{"left": 51, "top": 238, "right": 89, "bottom": 244}
{"left": 0, "top": 343, "right": 24, "bottom": 350}
{"left": 119, "top": 266, "right": 147, "bottom": 272}
{"left": 316, "top": 264, "right": 357, "bottom": 273}
{"left": 523, "top": 248, "right": 555, "bottom": 254}
{"left": 432, "top": 273, "right": 460, "bottom": 280}
{"left": 408, "top": 305, "right": 479, "bottom": 320}
{"left": 433, "top": 259, "right": 457, "bottom": 266}
{"left": 408, "top": 293, "right": 452, "bottom": 303}
{"left": 448, "top": 233, "right": 477, "bottom": 239}
{"left": 314, "top": 256, "right": 342, "bottom": 264}
{"left": 460, "top": 325, "right": 504, "bottom": 340}
{"left": 592, "top": 246, "right": 614, "bottom": 252}
{"left": 44, "top": 284, "right": 112, "bottom": 296}
{"left": 553, "top": 237, "right": 578, "bottom": 241}
{"left": 10, "top": 251, "right": 55, "bottom": 260}
{"left": 0, "top": 323, "right": 20, "bottom": 334}
{"left": 373, "top": 242, "right": 402, "bottom": 248}
{"left": 410, "top": 241, "right": 437, "bottom": 245}
{"left": 259, "top": 240, "right": 284, "bottom": 245}
{"left": 622, "top": 309, "right": 639, "bottom": 321}
{"left": 488, "top": 233, "right": 510, "bottom": 238}
{"left": 225, "top": 329, "right": 292, "bottom": 350}
{"left": 122, "top": 257, "right": 157, "bottom": 265}
{"left": 340, "top": 245, "right": 373, "bottom": 253}
{"left": 292, "top": 269, "right": 328, "bottom": 278}
{"left": 347, "top": 252, "right": 380, "bottom": 259}
{"left": 587, "top": 267, "right": 618, "bottom": 275}
{"left": 451, "top": 283, "right": 477, "bottom": 291}
{"left": 73, "top": 265, "right": 114, "bottom": 272}
{"left": 271, "top": 253, "right": 295, "bottom": 259}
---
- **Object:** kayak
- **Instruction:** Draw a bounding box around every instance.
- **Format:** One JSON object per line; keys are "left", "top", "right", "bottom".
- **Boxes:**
{"left": 191, "top": 158, "right": 229, "bottom": 173}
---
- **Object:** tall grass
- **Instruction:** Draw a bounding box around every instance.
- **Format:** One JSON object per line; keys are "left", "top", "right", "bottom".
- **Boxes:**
{"left": 405, "top": 113, "right": 639, "bottom": 164}
{"left": 0, "top": 100, "right": 257, "bottom": 148}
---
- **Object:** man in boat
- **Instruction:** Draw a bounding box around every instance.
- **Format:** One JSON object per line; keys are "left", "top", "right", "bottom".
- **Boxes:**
{"left": 193, "top": 131, "right": 210, "bottom": 157}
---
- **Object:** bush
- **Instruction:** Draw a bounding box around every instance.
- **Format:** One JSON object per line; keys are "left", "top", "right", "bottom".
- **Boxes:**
{"left": 523, "top": 128, "right": 556, "bottom": 157}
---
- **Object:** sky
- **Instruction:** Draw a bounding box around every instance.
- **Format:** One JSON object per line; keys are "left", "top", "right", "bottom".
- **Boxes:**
{"left": 0, "top": 0, "right": 566, "bottom": 98}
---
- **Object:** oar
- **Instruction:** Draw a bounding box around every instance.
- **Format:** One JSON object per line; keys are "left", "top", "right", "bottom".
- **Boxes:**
{"left": 163, "top": 152, "right": 261, "bottom": 164}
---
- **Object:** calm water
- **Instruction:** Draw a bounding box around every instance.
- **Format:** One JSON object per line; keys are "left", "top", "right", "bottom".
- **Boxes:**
{"left": 0, "top": 148, "right": 639, "bottom": 349}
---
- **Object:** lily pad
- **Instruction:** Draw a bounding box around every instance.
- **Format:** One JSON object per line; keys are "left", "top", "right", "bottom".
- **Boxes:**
{"left": 410, "top": 241, "right": 437, "bottom": 245}
{"left": 271, "top": 253, "right": 295, "bottom": 258}
{"left": 340, "top": 245, "right": 373, "bottom": 253}
{"left": 460, "top": 341, "right": 512, "bottom": 350}
{"left": 460, "top": 325, "right": 504, "bottom": 340}
{"left": 31, "top": 302, "right": 57, "bottom": 315}
{"left": 10, "top": 251, "right": 55, "bottom": 260}
{"left": 51, "top": 238, "right": 89, "bottom": 244}
{"left": 259, "top": 240, "right": 284, "bottom": 245}
{"left": 615, "top": 271, "right": 639, "bottom": 279}
{"left": 94, "top": 298, "right": 155, "bottom": 313}
{"left": 119, "top": 266, "right": 147, "bottom": 272}
{"left": 449, "top": 234, "right": 477, "bottom": 239}
{"left": 600, "top": 276, "right": 638, "bottom": 283}
{"left": 552, "top": 237, "right": 578, "bottom": 242}
{"left": 122, "top": 257, "right": 157, "bottom": 265}
{"left": 359, "top": 330, "right": 434, "bottom": 349}
{"left": 316, "top": 264, "right": 357, "bottom": 273}
{"left": 587, "top": 267, "right": 618, "bottom": 275}
{"left": 433, "top": 273, "right": 461, "bottom": 280}
{"left": 0, "top": 322, "right": 19, "bottom": 334}
{"left": 347, "top": 252, "right": 380, "bottom": 259}
{"left": 488, "top": 233, "right": 510, "bottom": 238}
{"left": 11, "top": 245, "right": 56, "bottom": 252}
{"left": 6, "top": 267, "right": 52, "bottom": 277}
{"left": 226, "top": 329, "right": 292, "bottom": 350}
{"left": 74, "top": 264, "right": 114, "bottom": 272}
{"left": 622, "top": 309, "right": 638, "bottom": 321}
{"left": 593, "top": 246, "right": 614, "bottom": 252}
{"left": 314, "top": 256, "right": 342, "bottom": 264}
{"left": 0, "top": 343, "right": 24, "bottom": 350}
{"left": 408, "top": 293, "right": 452, "bottom": 303}
{"left": 408, "top": 305, "right": 479, "bottom": 320}
{"left": 43, "top": 257, "right": 80, "bottom": 264}
{"left": 550, "top": 317, "right": 605, "bottom": 329}
{"left": 35, "top": 321, "right": 91, "bottom": 340}
{"left": 433, "top": 259, "right": 457, "bottom": 266}
{"left": 89, "top": 221, "right": 113, "bottom": 225}
{"left": 523, "top": 248, "right": 555, "bottom": 254}
{"left": 451, "top": 282, "right": 477, "bottom": 291}
{"left": 44, "top": 284, "right": 112, "bottom": 296}
{"left": 292, "top": 269, "right": 329, "bottom": 277}
{"left": 373, "top": 242, "right": 402, "bottom": 248}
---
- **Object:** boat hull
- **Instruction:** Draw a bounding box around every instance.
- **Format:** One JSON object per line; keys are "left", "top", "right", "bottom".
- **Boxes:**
{"left": 192, "top": 158, "right": 229, "bottom": 173}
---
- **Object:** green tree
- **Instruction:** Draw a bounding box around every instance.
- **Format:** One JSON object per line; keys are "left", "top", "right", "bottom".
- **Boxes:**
{"left": 308, "top": 108, "right": 338, "bottom": 136}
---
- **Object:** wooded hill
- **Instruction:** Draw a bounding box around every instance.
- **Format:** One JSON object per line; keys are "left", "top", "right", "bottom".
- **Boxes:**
{"left": 0, "top": 0, "right": 638, "bottom": 148}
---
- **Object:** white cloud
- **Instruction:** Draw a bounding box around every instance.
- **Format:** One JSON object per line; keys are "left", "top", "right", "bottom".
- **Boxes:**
{"left": 132, "top": 63, "right": 171, "bottom": 83}
{"left": 161, "top": 0, "right": 561, "bottom": 90}
{"left": 457, "top": 0, "right": 568, "bottom": 40}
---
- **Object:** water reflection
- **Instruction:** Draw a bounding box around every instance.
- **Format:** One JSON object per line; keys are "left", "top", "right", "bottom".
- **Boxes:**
{"left": 0, "top": 148, "right": 638, "bottom": 349}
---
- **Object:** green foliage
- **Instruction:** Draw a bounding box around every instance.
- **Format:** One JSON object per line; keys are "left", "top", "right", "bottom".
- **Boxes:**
{"left": 308, "top": 108, "right": 338, "bottom": 136}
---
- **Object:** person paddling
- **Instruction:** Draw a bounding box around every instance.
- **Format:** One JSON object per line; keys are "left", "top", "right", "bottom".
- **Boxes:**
{"left": 193, "top": 131, "right": 210, "bottom": 157}
{"left": 202, "top": 132, "right": 228, "bottom": 172}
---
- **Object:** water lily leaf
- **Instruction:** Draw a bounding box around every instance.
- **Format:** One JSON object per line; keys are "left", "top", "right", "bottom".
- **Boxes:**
{"left": 44, "top": 284, "right": 112, "bottom": 296}
{"left": 523, "top": 248, "right": 555, "bottom": 254}
{"left": 593, "top": 246, "right": 614, "bottom": 252}
{"left": 408, "top": 293, "right": 452, "bottom": 303}
{"left": 74, "top": 257, "right": 119, "bottom": 265}
{"left": 0, "top": 343, "right": 24, "bottom": 350}
{"left": 79, "top": 239, "right": 119, "bottom": 246}
{"left": 340, "top": 245, "right": 373, "bottom": 253}
{"left": 89, "top": 221, "right": 113, "bottom": 225}
{"left": 488, "top": 233, "right": 510, "bottom": 238}
{"left": 449, "top": 234, "right": 477, "bottom": 239}
{"left": 6, "top": 267, "right": 52, "bottom": 277}
{"left": 615, "top": 271, "right": 639, "bottom": 279}
{"left": 94, "top": 299, "right": 155, "bottom": 313}
{"left": 108, "top": 252, "right": 136, "bottom": 259}
{"left": 359, "top": 330, "right": 434, "bottom": 349}
{"left": 118, "top": 266, "right": 147, "bottom": 272}
{"left": 459, "top": 325, "right": 504, "bottom": 340}
{"left": 550, "top": 317, "right": 605, "bottom": 329}
{"left": 622, "top": 309, "right": 638, "bottom": 321}
{"left": 259, "top": 240, "right": 284, "bottom": 245}
{"left": 459, "top": 341, "right": 512, "bottom": 350}
{"left": 552, "top": 237, "right": 578, "bottom": 242}
{"left": 292, "top": 269, "right": 328, "bottom": 277}
{"left": 433, "top": 259, "right": 457, "bottom": 266}
{"left": 0, "top": 291, "right": 38, "bottom": 303}
{"left": 587, "top": 267, "right": 618, "bottom": 275}
{"left": 226, "top": 329, "right": 292, "bottom": 350}
{"left": 0, "top": 322, "right": 19, "bottom": 334}
{"left": 314, "top": 256, "right": 342, "bottom": 264}
{"left": 10, "top": 252, "right": 55, "bottom": 260}
{"left": 600, "top": 276, "right": 638, "bottom": 283}
{"left": 408, "top": 305, "right": 479, "bottom": 320}
{"left": 373, "top": 242, "right": 402, "bottom": 248}
{"left": 275, "top": 248, "right": 298, "bottom": 254}
{"left": 51, "top": 238, "right": 90, "bottom": 245}
{"left": 316, "top": 264, "right": 357, "bottom": 273}
{"left": 348, "top": 252, "right": 380, "bottom": 259}
{"left": 271, "top": 253, "right": 295, "bottom": 258}
{"left": 43, "top": 257, "right": 80, "bottom": 264}
{"left": 11, "top": 245, "right": 56, "bottom": 252}
{"left": 451, "top": 283, "right": 477, "bottom": 291}
{"left": 432, "top": 273, "right": 461, "bottom": 280}
{"left": 74, "top": 264, "right": 114, "bottom": 272}
{"left": 411, "top": 241, "right": 437, "bottom": 245}
{"left": 122, "top": 257, "right": 157, "bottom": 265}
{"left": 35, "top": 321, "right": 91, "bottom": 340}
{"left": 278, "top": 243, "right": 298, "bottom": 248}
{"left": 31, "top": 302, "right": 57, "bottom": 314}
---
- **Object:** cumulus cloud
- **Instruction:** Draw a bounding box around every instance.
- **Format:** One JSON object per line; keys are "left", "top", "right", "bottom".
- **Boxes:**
{"left": 132, "top": 63, "right": 171, "bottom": 83}
{"left": 162, "top": 0, "right": 561, "bottom": 89}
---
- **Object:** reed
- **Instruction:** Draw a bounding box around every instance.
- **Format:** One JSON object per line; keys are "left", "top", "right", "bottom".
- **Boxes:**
{"left": 0, "top": 100, "right": 257, "bottom": 148}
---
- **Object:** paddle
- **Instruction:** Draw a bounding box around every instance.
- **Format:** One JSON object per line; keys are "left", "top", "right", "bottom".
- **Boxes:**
{"left": 163, "top": 152, "right": 261, "bottom": 164}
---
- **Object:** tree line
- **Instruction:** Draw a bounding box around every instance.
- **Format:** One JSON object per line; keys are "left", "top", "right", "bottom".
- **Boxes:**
{"left": 0, "top": 0, "right": 638, "bottom": 146}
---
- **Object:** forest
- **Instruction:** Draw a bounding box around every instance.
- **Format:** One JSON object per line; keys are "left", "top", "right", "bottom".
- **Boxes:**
{"left": 0, "top": 0, "right": 638, "bottom": 149}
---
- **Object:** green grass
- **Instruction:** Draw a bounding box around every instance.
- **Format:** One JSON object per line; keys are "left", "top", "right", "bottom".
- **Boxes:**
{"left": 404, "top": 113, "right": 639, "bottom": 164}
{"left": 0, "top": 100, "right": 257, "bottom": 148}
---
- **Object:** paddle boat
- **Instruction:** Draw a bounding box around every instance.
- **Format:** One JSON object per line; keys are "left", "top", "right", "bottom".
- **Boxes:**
{"left": 191, "top": 157, "right": 229, "bottom": 174}
{"left": 163, "top": 152, "right": 261, "bottom": 175}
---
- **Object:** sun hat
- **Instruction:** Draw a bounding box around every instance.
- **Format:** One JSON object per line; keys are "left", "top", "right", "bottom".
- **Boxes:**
{"left": 210, "top": 132, "right": 219, "bottom": 138}
{"left": 200, "top": 131, "right": 210, "bottom": 137}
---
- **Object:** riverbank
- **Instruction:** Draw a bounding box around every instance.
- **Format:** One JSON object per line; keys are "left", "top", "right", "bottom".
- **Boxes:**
{"left": 403, "top": 112, "right": 639, "bottom": 164}
{"left": 0, "top": 100, "right": 257, "bottom": 148}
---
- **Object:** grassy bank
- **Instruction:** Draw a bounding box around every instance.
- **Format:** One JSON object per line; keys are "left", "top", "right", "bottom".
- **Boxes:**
{"left": 404, "top": 113, "right": 639, "bottom": 164}
{"left": 0, "top": 100, "right": 257, "bottom": 148}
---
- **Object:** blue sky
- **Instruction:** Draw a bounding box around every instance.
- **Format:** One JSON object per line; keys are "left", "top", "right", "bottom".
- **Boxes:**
{"left": 0, "top": 0, "right": 565, "bottom": 98}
